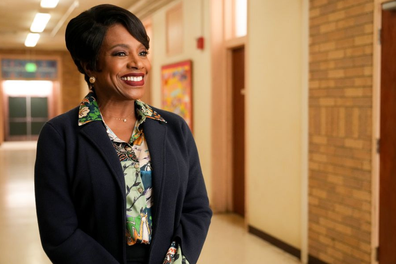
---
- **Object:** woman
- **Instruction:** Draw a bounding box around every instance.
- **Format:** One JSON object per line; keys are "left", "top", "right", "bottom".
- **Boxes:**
{"left": 35, "top": 4, "right": 212, "bottom": 264}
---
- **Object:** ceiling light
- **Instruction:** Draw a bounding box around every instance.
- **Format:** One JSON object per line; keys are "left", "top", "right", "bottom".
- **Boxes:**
{"left": 3, "top": 80, "right": 53, "bottom": 96}
{"left": 40, "top": 0, "right": 59, "bottom": 8}
{"left": 30, "top": 13, "right": 51, "bottom": 33}
{"left": 25, "top": 33, "right": 40, "bottom": 47}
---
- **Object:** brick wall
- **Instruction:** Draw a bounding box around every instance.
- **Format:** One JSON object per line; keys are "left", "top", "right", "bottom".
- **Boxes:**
{"left": 59, "top": 51, "right": 84, "bottom": 112}
{"left": 309, "top": 0, "right": 373, "bottom": 263}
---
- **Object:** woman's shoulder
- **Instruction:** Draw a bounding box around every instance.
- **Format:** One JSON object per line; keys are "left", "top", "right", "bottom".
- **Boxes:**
{"left": 46, "top": 107, "right": 79, "bottom": 129}
{"left": 150, "top": 106, "right": 186, "bottom": 124}
{"left": 147, "top": 105, "right": 192, "bottom": 138}
{"left": 37, "top": 107, "right": 80, "bottom": 144}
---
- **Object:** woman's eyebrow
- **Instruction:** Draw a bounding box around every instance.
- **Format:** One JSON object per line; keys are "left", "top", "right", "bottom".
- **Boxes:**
{"left": 109, "top": 43, "right": 130, "bottom": 49}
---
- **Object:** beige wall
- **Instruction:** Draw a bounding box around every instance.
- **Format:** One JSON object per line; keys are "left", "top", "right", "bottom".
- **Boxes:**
{"left": 149, "top": 0, "right": 213, "bottom": 199}
{"left": 247, "top": 0, "right": 304, "bottom": 250}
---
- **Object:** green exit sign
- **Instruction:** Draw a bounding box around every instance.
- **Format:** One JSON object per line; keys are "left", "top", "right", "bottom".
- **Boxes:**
{"left": 25, "top": 62, "right": 37, "bottom": 72}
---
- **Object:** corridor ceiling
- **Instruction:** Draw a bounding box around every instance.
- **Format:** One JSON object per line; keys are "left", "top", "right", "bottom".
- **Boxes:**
{"left": 0, "top": 0, "right": 175, "bottom": 50}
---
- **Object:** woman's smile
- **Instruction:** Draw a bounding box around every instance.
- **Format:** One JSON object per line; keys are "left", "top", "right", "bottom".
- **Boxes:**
{"left": 120, "top": 73, "right": 145, "bottom": 87}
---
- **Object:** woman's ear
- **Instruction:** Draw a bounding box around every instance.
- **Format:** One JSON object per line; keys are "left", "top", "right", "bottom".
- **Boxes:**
{"left": 81, "top": 62, "right": 93, "bottom": 77}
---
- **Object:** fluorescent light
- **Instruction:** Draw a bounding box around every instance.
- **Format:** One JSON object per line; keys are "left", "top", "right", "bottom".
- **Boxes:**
{"left": 3, "top": 80, "right": 53, "bottom": 96}
{"left": 40, "top": 0, "right": 59, "bottom": 8}
{"left": 25, "top": 33, "right": 40, "bottom": 47}
{"left": 30, "top": 13, "right": 51, "bottom": 33}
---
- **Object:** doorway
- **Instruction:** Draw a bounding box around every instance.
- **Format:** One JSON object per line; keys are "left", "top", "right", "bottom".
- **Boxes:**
{"left": 2, "top": 80, "right": 53, "bottom": 141}
{"left": 7, "top": 96, "right": 48, "bottom": 140}
{"left": 379, "top": 6, "right": 396, "bottom": 264}
{"left": 231, "top": 46, "right": 245, "bottom": 217}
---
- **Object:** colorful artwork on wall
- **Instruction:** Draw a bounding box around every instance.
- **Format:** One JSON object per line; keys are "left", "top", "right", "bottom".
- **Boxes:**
{"left": 161, "top": 60, "right": 193, "bottom": 131}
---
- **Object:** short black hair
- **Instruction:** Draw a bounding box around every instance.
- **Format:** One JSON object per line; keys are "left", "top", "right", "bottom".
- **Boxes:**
{"left": 65, "top": 4, "right": 150, "bottom": 85}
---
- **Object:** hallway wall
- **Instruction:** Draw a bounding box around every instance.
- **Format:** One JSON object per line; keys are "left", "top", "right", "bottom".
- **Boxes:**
{"left": 149, "top": 0, "right": 213, "bottom": 199}
{"left": 247, "top": 0, "right": 304, "bottom": 252}
{"left": 308, "top": 1, "right": 374, "bottom": 263}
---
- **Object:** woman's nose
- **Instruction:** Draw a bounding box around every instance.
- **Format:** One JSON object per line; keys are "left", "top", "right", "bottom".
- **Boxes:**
{"left": 127, "top": 56, "right": 143, "bottom": 69}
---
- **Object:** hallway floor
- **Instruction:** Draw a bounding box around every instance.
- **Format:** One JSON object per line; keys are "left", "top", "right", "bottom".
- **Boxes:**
{"left": 0, "top": 141, "right": 301, "bottom": 264}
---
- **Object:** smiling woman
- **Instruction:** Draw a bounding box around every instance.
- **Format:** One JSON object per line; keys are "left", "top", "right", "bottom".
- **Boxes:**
{"left": 92, "top": 24, "right": 150, "bottom": 109}
{"left": 34, "top": 4, "right": 212, "bottom": 264}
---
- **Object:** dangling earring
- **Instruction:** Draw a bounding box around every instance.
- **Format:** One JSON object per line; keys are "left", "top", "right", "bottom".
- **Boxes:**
{"left": 89, "top": 76, "right": 95, "bottom": 90}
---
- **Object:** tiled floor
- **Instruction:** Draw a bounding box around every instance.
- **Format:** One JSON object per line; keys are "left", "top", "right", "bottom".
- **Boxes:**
{"left": 198, "top": 214, "right": 301, "bottom": 264}
{"left": 0, "top": 141, "right": 301, "bottom": 264}
{"left": 0, "top": 141, "right": 51, "bottom": 264}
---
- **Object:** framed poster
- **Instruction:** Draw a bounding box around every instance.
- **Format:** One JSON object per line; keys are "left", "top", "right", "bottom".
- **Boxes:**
{"left": 161, "top": 60, "right": 193, "bottom": 131}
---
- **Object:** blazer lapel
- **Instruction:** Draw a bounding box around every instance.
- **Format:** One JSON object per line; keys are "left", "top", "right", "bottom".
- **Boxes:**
{"left": 79, "top": 122, "right": 125, "bottom": 194}
{"left": 142, "top": 119, "right": 167, "bottom": 225}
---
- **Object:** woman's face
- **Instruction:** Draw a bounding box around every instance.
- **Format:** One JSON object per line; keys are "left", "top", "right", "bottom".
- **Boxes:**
{"left": 93, "top": 24, "right": 151, "bottom": 101}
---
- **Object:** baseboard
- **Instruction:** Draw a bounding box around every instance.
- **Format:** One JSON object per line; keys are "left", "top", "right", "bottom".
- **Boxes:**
{"left": 248, "top": 225, "right": 301, "bottom": 259}
{"left": 308, "top": 254, "right": 328, "bottom": 264}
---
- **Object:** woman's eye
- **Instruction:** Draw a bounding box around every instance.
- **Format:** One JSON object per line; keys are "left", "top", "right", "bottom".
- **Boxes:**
{"left": 113, "top": 51, "right": 127, "bottom": 56}
{"left": 139, "top": 51, "right": 149, "bottom": 57}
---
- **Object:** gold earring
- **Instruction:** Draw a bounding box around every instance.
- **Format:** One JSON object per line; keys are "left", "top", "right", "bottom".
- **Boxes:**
{"left": 89, "top": 76, "right": 96, "bottom": 84}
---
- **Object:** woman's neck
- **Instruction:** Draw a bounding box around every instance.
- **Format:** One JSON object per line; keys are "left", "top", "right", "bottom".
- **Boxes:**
{"left": 96, "top": 92, "right": 136, "bottom": 120}
{"left": 96, "top": 94, "right": 138, "bottom": 142}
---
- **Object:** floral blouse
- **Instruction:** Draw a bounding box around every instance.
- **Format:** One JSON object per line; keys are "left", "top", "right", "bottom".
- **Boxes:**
{"left": 78, "top": 92, "right": 189, "bottom": 264}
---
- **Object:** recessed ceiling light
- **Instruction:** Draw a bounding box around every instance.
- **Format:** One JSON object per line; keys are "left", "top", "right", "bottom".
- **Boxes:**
{"left": 40, "top": 0, "right": 59, "bottom": 8}
{"left": 25, "top": 33, "right": 40, "bottom": 47}
{"left": 30, "top": 13, "right": 51, "bottom": 33}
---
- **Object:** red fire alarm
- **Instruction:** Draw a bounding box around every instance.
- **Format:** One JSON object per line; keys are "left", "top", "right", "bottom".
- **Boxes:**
{"left": 197, "top": 36, "right": 204, "bottom": 50}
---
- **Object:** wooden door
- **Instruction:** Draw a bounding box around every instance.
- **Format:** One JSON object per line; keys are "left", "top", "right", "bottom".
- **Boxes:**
{"left": 379, "top": 8, "right": 396, "bottom": 264}
{"left": 231, "top": 47, "right": 245, "bottom": 217}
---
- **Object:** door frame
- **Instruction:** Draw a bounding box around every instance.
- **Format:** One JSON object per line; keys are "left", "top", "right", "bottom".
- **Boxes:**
{"left": 210, "top": 0, "right": 247, "bottom": 215}
{"left": 229, "top": 45, "right": 246, "bottom": 217}
{"left": 372, "top": 0, "right": 396, "bottom": 263}
{"left": 0, "top": 55, "right": 61, "bottom": 143}
{"left": 227, "top": 40, "right": 246, "bottom": 215}
{"left": 3, "top": 94, "right": 53, "bottom": 141}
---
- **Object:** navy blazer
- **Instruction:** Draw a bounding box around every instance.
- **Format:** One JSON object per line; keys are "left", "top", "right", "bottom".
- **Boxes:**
{"left": 35, "top": 106, "right": 212, "bottom": 264}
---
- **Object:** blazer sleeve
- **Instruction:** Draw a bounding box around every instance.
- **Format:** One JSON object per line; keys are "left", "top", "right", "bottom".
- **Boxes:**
{"left": 173, "top": 121, "right": 212, "bottom": 264}
{"left": 34, "top": 122, "right": 119, "bottom": 264}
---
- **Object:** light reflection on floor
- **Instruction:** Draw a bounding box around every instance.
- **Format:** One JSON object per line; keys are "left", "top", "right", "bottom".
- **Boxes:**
{"left": 0, "top": 141, "right": 51, "bottom": 264}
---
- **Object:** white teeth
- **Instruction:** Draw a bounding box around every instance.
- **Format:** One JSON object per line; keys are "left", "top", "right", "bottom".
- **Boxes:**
{"left": 122, "top": 76, "right": 143, "bottom": 82}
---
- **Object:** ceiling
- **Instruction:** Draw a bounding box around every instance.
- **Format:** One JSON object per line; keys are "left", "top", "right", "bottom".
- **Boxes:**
{"left": 0, "top": 0, "right": 176, "bottom": 50}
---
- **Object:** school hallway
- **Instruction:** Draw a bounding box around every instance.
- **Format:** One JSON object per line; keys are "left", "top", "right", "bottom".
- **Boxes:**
{"left": 0, "top": 141, "right": 300, "bottom": 264}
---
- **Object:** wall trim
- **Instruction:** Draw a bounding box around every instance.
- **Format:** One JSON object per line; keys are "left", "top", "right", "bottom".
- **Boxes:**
{"left": 248, "top": 225, "right": 301, "bottom": 260}
{"left": 373, "top": 0, "right": 387, "bottom": 263}
{"left": 308, "top": 255, "right": 328, "bottom": 264}
{"left": 301, "top": 0, "right": 309, "bottom": 262}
